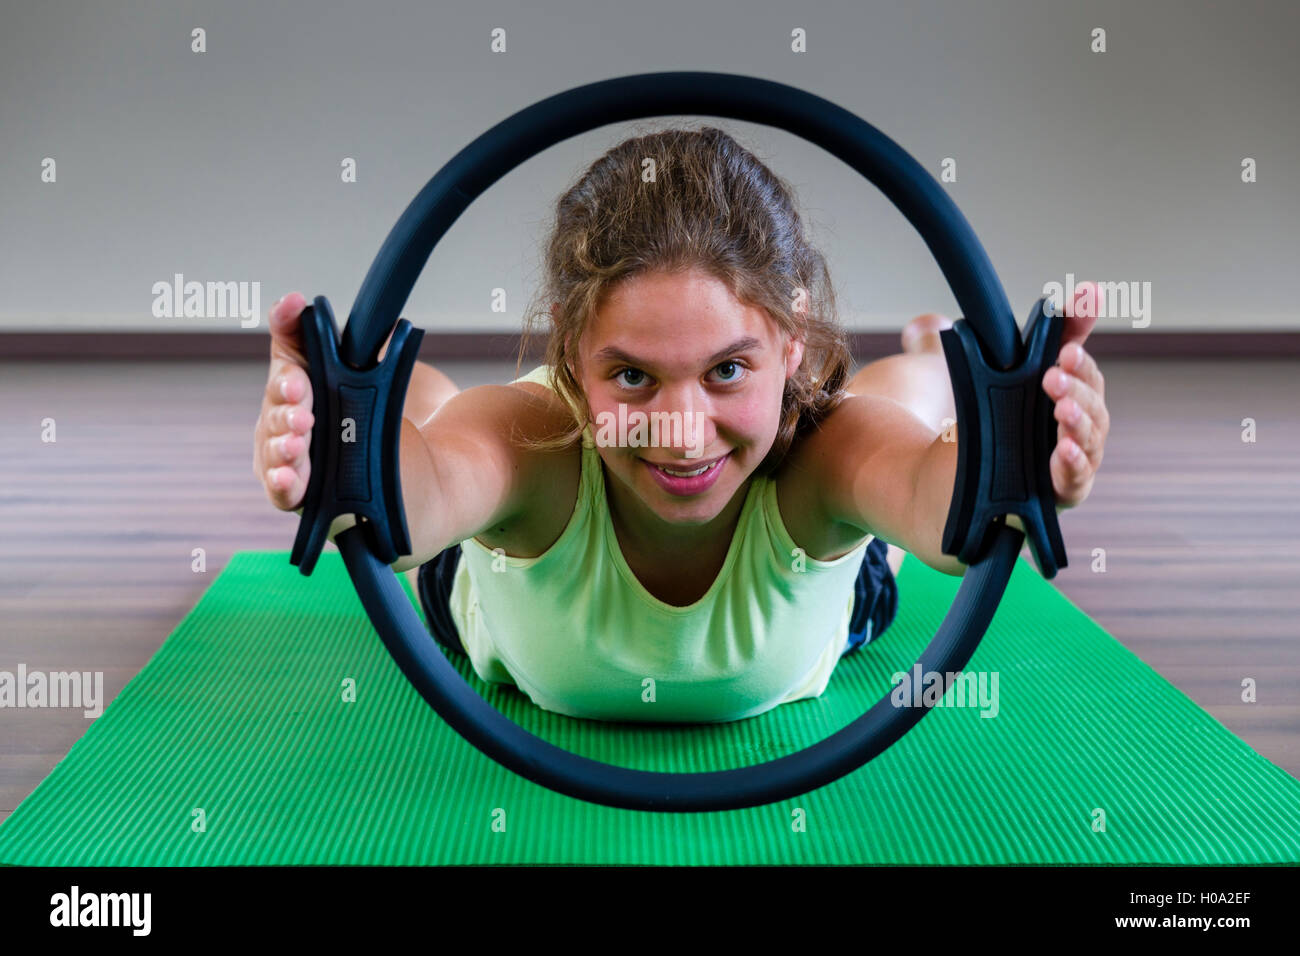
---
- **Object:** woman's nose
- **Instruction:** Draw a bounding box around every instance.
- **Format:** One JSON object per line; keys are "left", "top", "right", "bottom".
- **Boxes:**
{"left": 651, "top": 389, "right": 714, "bottom": 458}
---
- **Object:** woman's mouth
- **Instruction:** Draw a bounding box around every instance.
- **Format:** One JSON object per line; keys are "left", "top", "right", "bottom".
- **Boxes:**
{"left": 643, "top": 452, "right": 730, "bottom": 496}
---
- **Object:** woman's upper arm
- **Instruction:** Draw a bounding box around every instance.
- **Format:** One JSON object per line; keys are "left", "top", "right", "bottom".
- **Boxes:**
{"left": 789, "top": 393, "right": 939, "bottom": 557}
{"left": 393, "top": 382, "right": 576, "bottom": 570}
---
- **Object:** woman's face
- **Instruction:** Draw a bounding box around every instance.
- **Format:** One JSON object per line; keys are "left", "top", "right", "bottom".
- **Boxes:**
{"left": 574, "top": 269, "right": 804, "bottom": 529}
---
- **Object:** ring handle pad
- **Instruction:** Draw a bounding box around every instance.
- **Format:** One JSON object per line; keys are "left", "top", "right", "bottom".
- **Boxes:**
{"left": 289, "top": 295, "right": 425, "bottom": 576}
{"left": 940, "top": 296, "right": 1068, "bottom": 579}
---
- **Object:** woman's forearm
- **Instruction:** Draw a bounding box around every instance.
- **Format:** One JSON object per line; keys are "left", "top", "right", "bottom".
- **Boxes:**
{"left": 915, "top": 434, "right": 1067, "bottom": 575}
{"left": 294, "top": 416, "right": 453, "bottom": 573}
{"left": 912, "top": 435, "right": 969, "bottom": 577}
{"left": 391, "top": 415, "right": 455, "bottom": 572}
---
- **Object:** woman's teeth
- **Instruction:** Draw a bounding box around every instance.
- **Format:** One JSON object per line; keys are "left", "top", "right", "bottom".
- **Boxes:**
{"left": 658, "top": 462, "right": 712, "bottom": 477}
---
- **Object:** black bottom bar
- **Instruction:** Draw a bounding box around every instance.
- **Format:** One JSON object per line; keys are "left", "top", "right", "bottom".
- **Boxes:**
{"left": 3, "top": 864, "right": 1291, "bottom": 941}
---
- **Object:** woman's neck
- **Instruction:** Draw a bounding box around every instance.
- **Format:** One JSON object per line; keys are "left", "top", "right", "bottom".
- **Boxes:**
{"left": 603, "top": 465, "right": 751, "bottom": 568}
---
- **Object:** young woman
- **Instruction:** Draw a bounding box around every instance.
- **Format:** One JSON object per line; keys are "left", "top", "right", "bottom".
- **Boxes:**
{"left": 253, "top": 127, "right": 1109, "bottom": 724}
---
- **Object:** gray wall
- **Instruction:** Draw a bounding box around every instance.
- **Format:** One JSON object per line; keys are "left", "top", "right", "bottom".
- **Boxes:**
{"left": 1, "top": 0, "right": 1296, "bottom": 336}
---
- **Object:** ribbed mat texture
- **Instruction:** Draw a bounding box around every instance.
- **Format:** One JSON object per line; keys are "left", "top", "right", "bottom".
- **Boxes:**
{"left": 2, "top": 550, "right": 1297, "bottom": 865}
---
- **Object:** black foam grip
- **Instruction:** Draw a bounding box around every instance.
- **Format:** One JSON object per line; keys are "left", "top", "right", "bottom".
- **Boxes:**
{"left": 289, "top": 296, "right": 424, "bottom": 576}
{"left": 939, "top": 296, "right": 1068, "bottom": 579}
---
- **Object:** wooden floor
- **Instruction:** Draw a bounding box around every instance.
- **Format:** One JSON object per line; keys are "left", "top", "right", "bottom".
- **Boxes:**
{"left": 1, "top": 356, "right": 1297, "bottom": 826}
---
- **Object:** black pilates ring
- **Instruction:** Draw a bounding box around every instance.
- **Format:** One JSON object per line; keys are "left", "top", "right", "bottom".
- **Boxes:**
{"left": 289, "top": 71, "right": 1068, "bottom": 813}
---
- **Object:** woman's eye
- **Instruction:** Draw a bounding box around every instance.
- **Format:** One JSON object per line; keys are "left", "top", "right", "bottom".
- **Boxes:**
{"left": 712, "top": 361, "right": 743, "bottom": 383}
{"left": 615, "top": 368, "right": 647, "bottom": 388}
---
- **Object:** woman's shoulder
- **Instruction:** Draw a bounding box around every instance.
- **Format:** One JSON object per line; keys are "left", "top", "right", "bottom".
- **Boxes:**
{"left": 500, "top": 366, "right": 585, "bottom": 443}
{"left": 467, "top": 365, "right": 585, "bottom": 558}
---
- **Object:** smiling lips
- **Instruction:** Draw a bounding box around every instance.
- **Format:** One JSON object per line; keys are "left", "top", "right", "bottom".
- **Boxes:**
{"left": 645, "top": 453, "right": 725, "bottom": 476}
{"left": 642, "top": 452, "right": 730, "bottom": 495}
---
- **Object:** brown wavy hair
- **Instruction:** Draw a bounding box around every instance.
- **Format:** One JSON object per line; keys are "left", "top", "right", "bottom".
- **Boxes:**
{"left": 517, "top": 124, "right": 852, "bottom": 476}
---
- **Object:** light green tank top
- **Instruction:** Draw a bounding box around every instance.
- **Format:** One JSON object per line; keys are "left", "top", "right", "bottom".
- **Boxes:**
{"left": 446, "top": 365, "right": 873, "bottom": 723}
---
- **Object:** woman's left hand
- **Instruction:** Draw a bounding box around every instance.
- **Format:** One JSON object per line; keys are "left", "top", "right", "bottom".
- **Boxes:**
{"left": 1042, "top": 281, "right": 1110, "bottom": 510}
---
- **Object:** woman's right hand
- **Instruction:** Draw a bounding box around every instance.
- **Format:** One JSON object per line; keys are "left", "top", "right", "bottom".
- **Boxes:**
{"left": 253, "top": 292, "right": 315, "bottom": 511}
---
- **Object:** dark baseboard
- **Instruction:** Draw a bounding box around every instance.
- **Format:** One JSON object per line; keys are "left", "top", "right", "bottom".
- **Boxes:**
{"left": 1, "top": 330, "right": 1297, "bottom": 362}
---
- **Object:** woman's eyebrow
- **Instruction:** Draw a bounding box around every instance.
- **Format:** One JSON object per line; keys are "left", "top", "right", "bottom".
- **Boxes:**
{"left": 592, "top": 336, "right": 763, "bottom": 369}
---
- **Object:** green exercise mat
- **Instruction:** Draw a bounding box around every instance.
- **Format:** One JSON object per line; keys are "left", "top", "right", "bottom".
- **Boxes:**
{"left": 2, "top": 549, "right": 1297, "bottom": 866}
